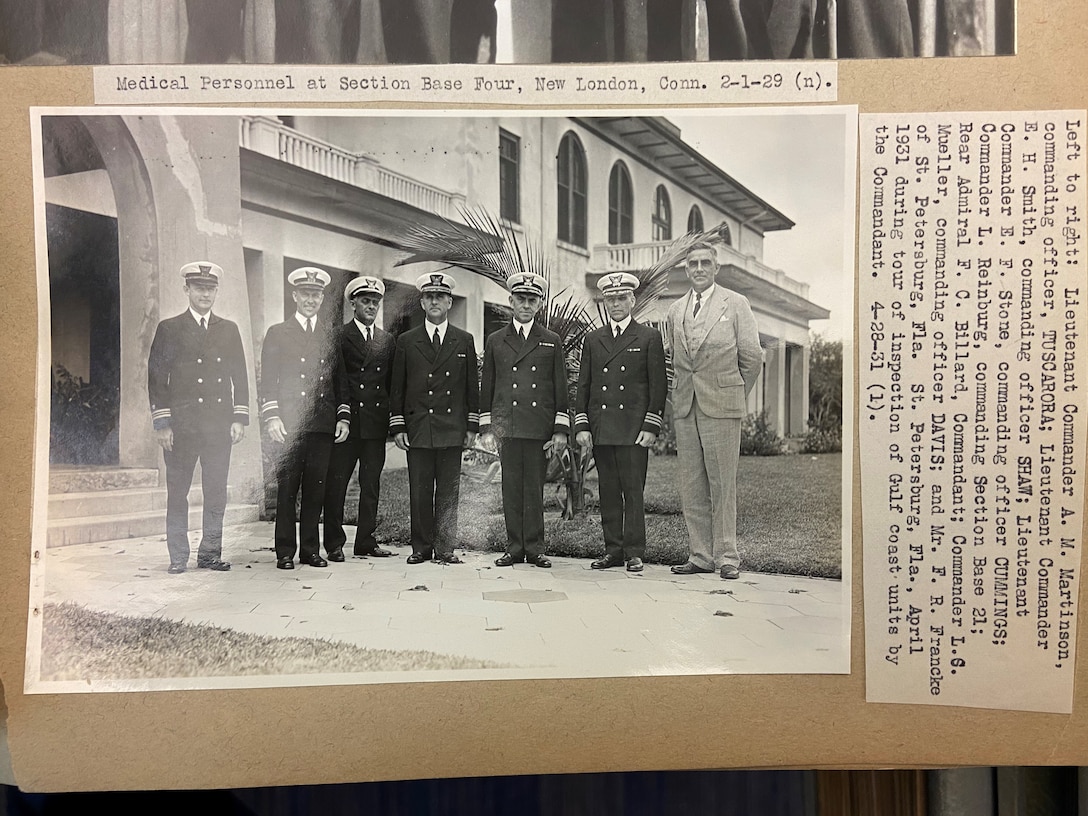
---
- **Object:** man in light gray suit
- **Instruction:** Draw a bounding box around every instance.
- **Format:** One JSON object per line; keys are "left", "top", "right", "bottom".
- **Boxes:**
{"left": 665, "top": 241, "right": 763, "bottom": 580}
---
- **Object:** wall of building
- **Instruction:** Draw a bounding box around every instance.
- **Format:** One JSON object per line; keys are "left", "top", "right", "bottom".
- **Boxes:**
{"left": 241, "top": 205, "right": 508, "bottom": 350}
{"left": 288, "top": 115, "right": 772, "bottom": 306}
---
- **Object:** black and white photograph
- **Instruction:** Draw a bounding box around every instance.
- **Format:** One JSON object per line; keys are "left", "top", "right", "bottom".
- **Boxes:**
{"left": 27, "top": 107, "right": 854, "bottom": 692}
{"left": 1, "top": 1, "right": 1015, "bottom": 65}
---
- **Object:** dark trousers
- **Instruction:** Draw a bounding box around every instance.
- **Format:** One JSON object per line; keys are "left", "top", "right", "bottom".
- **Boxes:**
{"left": 274, "top": 431, "right": 333, "bottom": 561}
{"left": 595, "top": 444, "right": 649, "bottom": 560}
{"left": 185, "top": 0, "right": 246, "bottom": 63}
{"left": 163, "top": 424, "right": 232, "bottom": 565}
{"left": 407, "top": 446, "right": 463, "bottom": 558}
{"left": 324, "top": 437, "right": 387, "bottom": 554}
{"left": 500, "top": 437, "right": 548, "bottom": 560}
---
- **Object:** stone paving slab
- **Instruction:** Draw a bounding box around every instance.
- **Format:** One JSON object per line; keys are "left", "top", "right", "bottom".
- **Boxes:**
{"left": 36, "top": 521, "right": 848, "bottom": 684}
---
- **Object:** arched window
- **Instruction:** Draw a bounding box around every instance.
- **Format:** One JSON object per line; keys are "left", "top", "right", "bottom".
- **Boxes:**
{"left": 652, "top": 185, "right": 672, "bottom": 241}
{"left": 608, "top": 162, "right": 634, "bottom": 245}
{"left": 687, "top": 205, "right": 704, "bottom": 234}
{"left": 557, "top": 132, "right": 587, "bottom": 248}
{"left": 717, "top": 222, "right": 733, "bottom": 246}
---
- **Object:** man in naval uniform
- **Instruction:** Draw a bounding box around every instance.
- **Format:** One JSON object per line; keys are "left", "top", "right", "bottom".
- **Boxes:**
{"left": 664, "top": 242, "right": 763, "bottom": 580}
{"left": 480, "top": 272, "right": 570, "bottom": 569}
{"left": 389, "top": 272, "right": 479, "bottom": 565}
{"left": 323, "top": 274, "right": 397, "bottom": 561}
{"left": 574, "top": 272, "right": 667, "bottom": 573}
{"left": 147, "top": 261, "right": 250, "bottom": 574}
{"left": 259, "top": 266, "right": 350, "bottom": 570}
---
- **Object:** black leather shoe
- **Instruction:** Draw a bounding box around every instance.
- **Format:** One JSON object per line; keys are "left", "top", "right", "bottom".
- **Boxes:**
{"left": 355, "top": 546, "right": 393, "bottom": 558}
{"left": 407, "top": 552, "right": 430, "bottom": 565}
{"left": 299, "top": 553, "right": 328, "bottom": 567}
{"left": 436, "top": 553, "right": 463, "bottom": 564}
{"left": 196, "top": 557, "right": 231, "bottom": 571}
{"left": 276, "top": 557, "right": 294, "bottom": 570}
{"left": 526, "top": 555, "right": 552, "bottom": 568}
{"left": 494, "top": 553, "right": 520, "bottom": 567}
{"left": 591, "top": 555, "right": 623, "bottom": 569}
{"left": 626, "top": 557, "right": 644, "bottom": 573}
{"left": 720, "top": 564, "right": 741, "bottom": 580}
{"left": 671, "top": 561, "right": 713, "bottom": 575}
{"left": 167, "top": 562, "right": 187, "bottom": 574}
{"left": 326, "top": 549, "right": 345, "bottom": 563}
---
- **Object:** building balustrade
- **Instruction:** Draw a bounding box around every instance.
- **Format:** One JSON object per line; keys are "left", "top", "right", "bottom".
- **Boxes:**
{"left": 591, "top": 240, "right": 810, "bottom": 300}
{"left": 239, "top": 116, "right": 467, "bottom": 219}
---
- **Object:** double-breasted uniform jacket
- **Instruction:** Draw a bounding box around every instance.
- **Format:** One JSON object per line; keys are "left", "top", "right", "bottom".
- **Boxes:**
{"left": 336, "top": 321, "right": 395, "bottom": 439}
{"left": 148, "top": 311, "right": 250, "bottom": 433}
{"left": 665, "top": 284, "right": 763, "bottom": 419}
{"left": 480, "top": 322, "right": 571, "bottom": 440}
{"left": 389, "top": 323, "right": 480, "bottom": 448}
{"left": 259, "top": 318, "right": 349, "bottom": 433}
{"left": 574, "top": 320, "right": 667, "bottom": 445}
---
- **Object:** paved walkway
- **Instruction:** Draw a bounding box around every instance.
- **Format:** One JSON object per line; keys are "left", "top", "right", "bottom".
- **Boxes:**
{"left": 41, "top": 522, "right": 848, "bottom": 682}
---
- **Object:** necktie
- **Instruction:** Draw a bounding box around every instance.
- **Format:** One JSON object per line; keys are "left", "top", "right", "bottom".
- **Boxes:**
{"left": 432, "top": 326, "right": 441, "bottom": 353}
{"left": 306, "top": 318, "right": 313, "bottom": 334}
{"left": 365, "top": 327, "right": 371, "bottom": 342}
{"left": 614, "top": 324, "right": 621, "bottom": 339}
{"left": 692, "top": 292, "right": 702, "bottom": 319}
{"left": 199, "top": 317, "right": 207, "bottom": 331}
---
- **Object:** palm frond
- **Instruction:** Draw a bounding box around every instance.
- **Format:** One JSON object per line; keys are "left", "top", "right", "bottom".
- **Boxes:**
{"left": 544, "top": 290, "right": 596, "bottom": 355}
{"left": 393, "top": 206, "right": 553, "bottom": 291}
{"left": 632, "top": 224, "right": 725, "bottom": 320}
{"left": 393, "top": 216, "right": 508, "bottom": 287}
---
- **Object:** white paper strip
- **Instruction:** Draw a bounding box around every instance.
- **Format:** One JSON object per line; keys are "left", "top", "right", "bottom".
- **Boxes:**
{"left": 860, "top": 111, "right": 1087, "bottom": 712}
{"left": 93, "top": 62, "right": 836, "bottom": 106}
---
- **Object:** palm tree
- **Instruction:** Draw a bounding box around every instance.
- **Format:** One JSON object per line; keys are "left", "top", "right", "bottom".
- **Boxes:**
{"left": 394, "top": 206, "right": 726, "bottom": 518}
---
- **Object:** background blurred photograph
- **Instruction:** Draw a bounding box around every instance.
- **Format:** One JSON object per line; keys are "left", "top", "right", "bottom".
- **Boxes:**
{"left": 0, "top": 0, "right": 1015, "bottom": 66}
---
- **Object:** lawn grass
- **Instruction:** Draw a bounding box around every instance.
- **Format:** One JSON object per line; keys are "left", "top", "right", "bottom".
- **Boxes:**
{"left": 39, "top": 602, "right": 503, "bottom": 682}
{"left": 354, "top": 452, "right": 842, "bottom": 578}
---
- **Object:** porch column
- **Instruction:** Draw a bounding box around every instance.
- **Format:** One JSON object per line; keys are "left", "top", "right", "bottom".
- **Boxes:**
{"left": 789, "top": 342, "right": 810, "bottom": 436}
{"left": 245, "top": 247, "right": 286, "bottom": 357}
{"left": 764, "top": 337, "right": 787, "bottom": 436}
{"left": 108, "top": 0, "right": 186, "bottom": 64}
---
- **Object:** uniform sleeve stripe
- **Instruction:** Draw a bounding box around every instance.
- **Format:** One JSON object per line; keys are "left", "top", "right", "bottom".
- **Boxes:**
{"left": 151, "top": 409, "right": 172, "bottom": 420}
{"left": 554, "top": 413, "right": 571, "bottom": 427}
{"left": 233, "top": 405, "right": 250, "bottom": 415}
{"left": 260, "top": 401, "right": 279, "bottom": 415}
{"left": 389, "top": 414, "right": 405, "bottom": 424}
{"left": 574, "top": 413, "right": 589, "bottom": 424}
{"left": 467, "top": 412, "right": 480, "bottom": 422}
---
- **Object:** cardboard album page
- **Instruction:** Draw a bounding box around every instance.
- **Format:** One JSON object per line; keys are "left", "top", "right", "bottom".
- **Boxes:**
{"left": 0, "top": 0, "right": 1086, "bottom": 793}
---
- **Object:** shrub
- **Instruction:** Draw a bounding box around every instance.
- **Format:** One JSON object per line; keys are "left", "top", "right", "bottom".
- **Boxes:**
{"left": 802, "top": 427, "right": 842, "bottom": 454}
{"left": 740, "top": 411, "right": 787, "bottom": 456}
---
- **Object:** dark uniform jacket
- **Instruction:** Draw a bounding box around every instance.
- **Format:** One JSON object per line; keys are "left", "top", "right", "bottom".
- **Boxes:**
{"left": 148, "top": 311, "right": 250, "bottom": 433}
{"left": 335, "top": 321, "right": 395, "bottom": 440}
{"left": 389, "top": 323, "right": 480, "bottom": 449}
{"left": 574, "top": 320, "right": 667, "bottom": 446}
{"left": 480, "top": 321, "right": 570, "bottom": 440}
{"left": 259, "top": 317, "right": 349, "bottom": 434}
